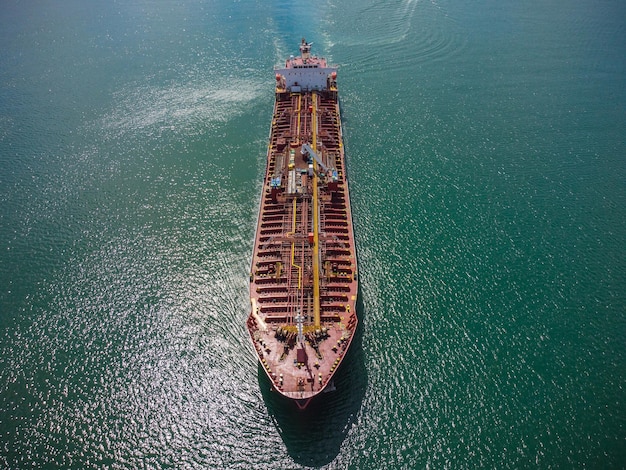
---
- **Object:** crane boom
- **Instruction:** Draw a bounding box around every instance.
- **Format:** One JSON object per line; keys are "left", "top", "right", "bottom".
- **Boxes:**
{"left": 301, "top": 143, "right": 329, "bottom": 173}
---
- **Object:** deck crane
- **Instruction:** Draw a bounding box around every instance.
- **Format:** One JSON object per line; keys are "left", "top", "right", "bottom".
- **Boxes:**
{"left": 301, "top": 143, "right": 339, "bottom": 184}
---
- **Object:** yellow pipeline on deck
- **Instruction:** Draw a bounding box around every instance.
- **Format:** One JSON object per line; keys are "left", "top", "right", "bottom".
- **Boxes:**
{"left": 312, "top": 92, "right": 321, "bottom": 329}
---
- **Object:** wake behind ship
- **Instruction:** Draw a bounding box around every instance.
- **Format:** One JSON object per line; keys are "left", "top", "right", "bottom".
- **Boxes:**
{"left": 247, "top": 40, "right": 358, "bottom": 409}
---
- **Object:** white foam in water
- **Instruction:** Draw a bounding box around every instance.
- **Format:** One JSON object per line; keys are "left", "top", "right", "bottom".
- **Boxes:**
{"left": 101, "top": 78, "right": 263, "bottom": 138}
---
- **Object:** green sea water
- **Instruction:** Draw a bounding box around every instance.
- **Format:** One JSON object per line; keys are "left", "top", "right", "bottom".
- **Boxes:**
{"left": 1, "top": 0, "right": 625, "bottom": 468}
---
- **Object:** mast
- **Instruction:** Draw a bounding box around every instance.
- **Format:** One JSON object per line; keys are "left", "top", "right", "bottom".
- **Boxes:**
{"left": 300, "top": 38, "right": 312, "bottom": 61}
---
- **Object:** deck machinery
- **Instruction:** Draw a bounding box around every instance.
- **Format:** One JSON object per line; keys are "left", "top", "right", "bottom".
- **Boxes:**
{"left": 247, "top": 40, "right": 358, "bottom": 409}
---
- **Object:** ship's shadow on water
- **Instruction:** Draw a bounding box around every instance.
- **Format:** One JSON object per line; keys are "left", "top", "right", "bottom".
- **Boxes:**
{"left": 259, "top": 295, "right": 368, "bottom": 467}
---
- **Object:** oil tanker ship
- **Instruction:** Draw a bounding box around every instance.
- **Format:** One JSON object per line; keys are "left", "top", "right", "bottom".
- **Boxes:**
{"left": 247, "top": 40, "right": 358, "bottom": 409}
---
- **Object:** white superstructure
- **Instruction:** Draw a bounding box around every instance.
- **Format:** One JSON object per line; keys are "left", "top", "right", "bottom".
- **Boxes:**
{"left": 275, "top": 39, "right": 337, "bottom": 92}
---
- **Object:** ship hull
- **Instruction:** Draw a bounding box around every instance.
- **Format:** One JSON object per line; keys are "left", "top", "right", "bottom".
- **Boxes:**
{"left": 247, "top": 42, "right": 358, "bottom": 407}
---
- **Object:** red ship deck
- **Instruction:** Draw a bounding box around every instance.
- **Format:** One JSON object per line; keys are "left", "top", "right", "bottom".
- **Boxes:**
{"left": 247, "top": 42, "right": 358, "bottom": 408}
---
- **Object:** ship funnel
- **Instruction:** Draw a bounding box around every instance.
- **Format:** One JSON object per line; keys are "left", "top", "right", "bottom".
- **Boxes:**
{"left": 300, "top": 38, "right": 312, "bottom": 61}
